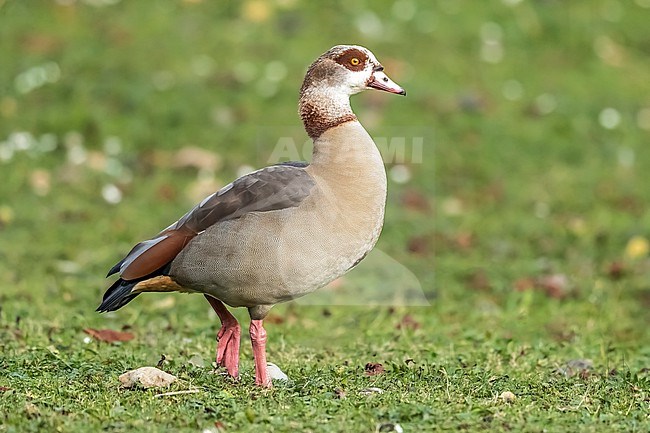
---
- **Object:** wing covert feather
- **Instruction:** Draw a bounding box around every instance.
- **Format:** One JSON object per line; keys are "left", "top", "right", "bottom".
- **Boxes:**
{"left": 110, "top": 164, "right": 315, "bottom": 280}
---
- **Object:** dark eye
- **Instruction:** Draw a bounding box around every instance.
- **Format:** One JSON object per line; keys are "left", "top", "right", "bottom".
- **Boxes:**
{"left": 350, "top": 58, "right": 360, "bottom": 66}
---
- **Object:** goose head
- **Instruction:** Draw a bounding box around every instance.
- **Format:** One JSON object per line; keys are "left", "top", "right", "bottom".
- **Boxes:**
{"left": 300, "top": 45, "right": 406, "bottom": 98}
{"left": 299, "top": 45, "right": 405, "bottom": 139}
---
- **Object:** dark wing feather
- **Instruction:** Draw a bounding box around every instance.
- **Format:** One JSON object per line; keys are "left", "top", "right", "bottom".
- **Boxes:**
{"left": 109, "top": 164, "right": 315, "bottom": 281}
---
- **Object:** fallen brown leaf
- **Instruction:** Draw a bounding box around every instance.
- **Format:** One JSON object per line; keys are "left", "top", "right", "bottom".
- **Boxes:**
{"left": 537, "top": 274, "right": 570, "bottom": 299}
{"left": 407, "top": 235, "right": 430, "bottom": 255}
{"left": 396, "top": 314, "right": 421, "bottom": 330}
{"left": 365, "top": 362, "right": 385, "bottom": 376}
{"left": 156, "top": 184, "right": 178, "bottom": 201}
{"left": 21, "top": 34, "right": 63, "bottom": 55}
{"left": 84, "top": 328, "right": 134, "bottom": 343}
{"left": 400, "top": 189, "right": 430, "bottom": 213}
{"left": 0, "top": 386, "right": 11, "bottom": 392}
{"left": 454, "top": 231, "right": 474, "bottom": 250}
{"left": 514, "top": 274, "right": 571, "bottom": 299}
{"left": 466, "top": 269, "right": 491, "bottom": 291}
{"left": 265, "top": 314, "right": 284, "bottom": 325}
{"left": 514, "top": 277, "right": 535, "bottom": 292}
{"left": 606, "top": 261, "right": 626, "bottom": 280}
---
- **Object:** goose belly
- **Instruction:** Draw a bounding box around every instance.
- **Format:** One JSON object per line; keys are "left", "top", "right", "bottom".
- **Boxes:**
{"left": 169, "top": 198, "right": 385, "bottom": 307}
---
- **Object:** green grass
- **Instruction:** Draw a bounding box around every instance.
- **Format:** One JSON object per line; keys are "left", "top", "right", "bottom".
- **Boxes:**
{"left": 1, "top": 0, "right": 650, "bottom": 432}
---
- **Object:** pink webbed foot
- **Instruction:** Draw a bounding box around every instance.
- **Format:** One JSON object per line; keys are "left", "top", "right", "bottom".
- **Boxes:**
{"left": 249, "top": 319, "right": 271, "bottom": 387}
{"left": 205, "top": 295, "right": 241, "bottom": 378}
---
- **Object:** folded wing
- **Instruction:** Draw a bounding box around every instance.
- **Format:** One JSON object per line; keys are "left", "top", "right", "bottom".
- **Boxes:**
{"left": 107, "top": 163, "right": 315, "bottom": 281}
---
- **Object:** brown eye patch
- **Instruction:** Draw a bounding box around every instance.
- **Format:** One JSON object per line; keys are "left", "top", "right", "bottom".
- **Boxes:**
{"left": 334, "top": 48, "right": 368, "bottom": 72}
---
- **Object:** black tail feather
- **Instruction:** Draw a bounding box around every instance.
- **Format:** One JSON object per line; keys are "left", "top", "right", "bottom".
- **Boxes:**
{"left": 96, "top": 278, "right": 140, "bottom": 312}
{"left": 106, "top": 259, "right": 124, "bottom": 278}
{"left": 99, "top": 263, "right": 172, "bottom": 312}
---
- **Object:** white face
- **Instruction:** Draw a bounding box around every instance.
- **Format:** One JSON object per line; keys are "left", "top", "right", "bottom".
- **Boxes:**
{"left": 329, "top": 45, "right": 406, "bottom": 96}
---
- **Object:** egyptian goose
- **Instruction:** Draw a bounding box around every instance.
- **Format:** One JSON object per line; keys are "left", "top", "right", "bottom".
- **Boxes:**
{"left": 98, "top": 45, "right": 406, "bottom": 386}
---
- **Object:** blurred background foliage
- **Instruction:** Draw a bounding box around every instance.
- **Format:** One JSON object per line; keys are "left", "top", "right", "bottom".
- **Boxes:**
{"left": 2, "top": 0, "right": 649, "bottom": 306}
{"left": 2, "top": 0, "right": 650, "bottom": 331}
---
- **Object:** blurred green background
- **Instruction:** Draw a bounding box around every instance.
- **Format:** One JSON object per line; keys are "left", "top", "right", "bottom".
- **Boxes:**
{"left": 1, "top": 1, "right": 650, "bottom": 432}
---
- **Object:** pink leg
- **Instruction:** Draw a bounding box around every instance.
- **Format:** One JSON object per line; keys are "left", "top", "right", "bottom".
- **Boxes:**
{"left": 204, "top": 295, "right": 240, "bottom": 378}
{"left": 249, "top": 319, "right": 271, "bottom": 387}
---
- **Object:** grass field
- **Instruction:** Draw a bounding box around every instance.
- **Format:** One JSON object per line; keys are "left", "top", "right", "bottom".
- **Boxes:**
{"left": 1, "top": 1, "right": 650, "bottom": 432}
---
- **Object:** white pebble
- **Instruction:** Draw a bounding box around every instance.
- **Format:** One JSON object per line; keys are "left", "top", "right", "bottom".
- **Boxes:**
{"left": 266, "top": 362, "right": 288, "bottom": 381}
{"left": 499, "top": 390, "right": 516, "bottom": 402}
{"left": 360, "top": 387, "right": 384, "bottom": 395}
{"left": 119, "top": 366, "right": 177, "bottom": 389}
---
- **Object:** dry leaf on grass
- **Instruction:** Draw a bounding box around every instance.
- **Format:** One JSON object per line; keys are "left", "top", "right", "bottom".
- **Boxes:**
{"left": 406, "top": 235, "right": 430, "bottom": 255}
{"left": 536, "top": 274, "right": 570, "bottom": 299}
{"left": 513, "top": 274, "right": 571, "bottom": 299}
{"left": 83, "top": 328, "right": 134, "bottom": 343}
{"left": 365, "top": 362, "right": 385, "bottom": 376}
{"left": 119, "top": 367, "right": 177, "bottom": 389}
{"left": 465, "top": 269, "right": 491, "bottom": 291}
{"left": 396, "top": 314, "right": 421, "bottom": 330}
{"left": 607, "top": 261, "right": 626, "bottom": 280}
{"left": 400, "top": 189, "right": 430, "bottom": 213}
{"left": 264, "top": 314, "right": 284, "bottom": 324}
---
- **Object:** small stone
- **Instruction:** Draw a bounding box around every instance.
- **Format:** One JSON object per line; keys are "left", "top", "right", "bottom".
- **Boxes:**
{"left": 558, "top": 359, "right": 593, "bottom": 377}
{"left": 378, "top": 422, "right": 404, "bottom": 432}
{"left": 499, "top": 390, "right": 516, "bottom": 403}
{"left": 119, "top": 366, "right": 177, "bottom": 389}
{"left": 266, "top": 362, "right": 288, "bottom": 381}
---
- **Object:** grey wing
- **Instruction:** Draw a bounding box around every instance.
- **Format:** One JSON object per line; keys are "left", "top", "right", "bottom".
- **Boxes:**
{"left": 108, "top": 164, "right": 316, "bottom": 280}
